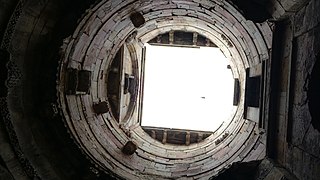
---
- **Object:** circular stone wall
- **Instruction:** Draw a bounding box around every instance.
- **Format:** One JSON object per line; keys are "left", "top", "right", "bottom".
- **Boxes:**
{"left": 57, "top": 0, "right": 272, "bottom": 179}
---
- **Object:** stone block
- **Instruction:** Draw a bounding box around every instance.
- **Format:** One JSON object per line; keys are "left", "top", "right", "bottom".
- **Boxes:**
{"left": 268, "top": 0, "right": 287, "bottom": 20}
{"left": 280, "top": 0, "right": 309, "bottom": 12}
{"left": 122, "top": 141, "right": 137, "bottom": 155}
{"left": 65, "top": 68, "right": 91, "bottom": 94}
{"left": 93, "top": 101, "right": 109, "bottom": 115}
{"left": 65, "top": 68, "right": 78, "bottom": 95}
{"left": 130, "top": 12, "right": 145, "bottom": 28}
{"left": 77, "top": 70, "right": 91, "bottom": 93}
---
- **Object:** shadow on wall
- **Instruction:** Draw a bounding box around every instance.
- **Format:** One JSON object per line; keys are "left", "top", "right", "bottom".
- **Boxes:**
{"left": 210, "top": 160, "right": 260, "bottom": 180}
{"left": 0, "top": 50, "right": 9, "bottom": 97}
{"left": 231, "top": 0, "right": 271, "bottom": 23}
{"left": 308, "top": 53, "right": 320, "bottom": 132}
{"left": 210, "top": 159, "right": 299, "bottom": 180}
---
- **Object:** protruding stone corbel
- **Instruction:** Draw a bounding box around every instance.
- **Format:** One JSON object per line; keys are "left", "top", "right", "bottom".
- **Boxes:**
{"left": 233, "top": 78, "right": 240, "bottom": 106}
{"left": 93, "top": 101, "right": 109, "bottom": 115}
{"left": 186, "top": 131, "right": 191, "bottom": 146}
{"left": 130, "top": 12, "right": 145, "bottom": 28}
{"left": 151, "top": 130, "right": 156, "bottom": 139}
{"left": 65, "top": 68, "right": 91, "bottom": 95}
{"left": 162, "top": 130, "right": 167, "bottom": 144}
{"left": 122, "top": 141, "right": 137, "bottom": 155}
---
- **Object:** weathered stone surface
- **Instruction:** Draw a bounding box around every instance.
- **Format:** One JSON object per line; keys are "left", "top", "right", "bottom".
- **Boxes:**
{"left": 3, "top": 0, "right": 319, "bottom": 178}
{"left": 266, "top": 1, "right": 320, "bottom": 180}
{"left": 268, "top": 0, "right": 309, "bottom": 20}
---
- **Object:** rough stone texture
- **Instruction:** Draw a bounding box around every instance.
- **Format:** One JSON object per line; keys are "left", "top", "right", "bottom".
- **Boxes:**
{"left": 0, "top": 163, "right": 14, "bottom": 180}
{"left": 0, "top": 0, "right": 18, "bottom": 40}
{"left": 1, "top": 0, "right": 317, "bottom": 179}
{"left": 55, "top": 0, "right": 270, "bottom": 179}
{"left": 0, "top": 0, "right": 114, "bottom": 179}
{"left": 212, "top": 158, "right": 299, "bottom": 180}
{"left": 256, "top": 159, "right": 298, "bottom": 180}
{"left": 267, "top": 0, "right": 320, "bottom": 179}
{"left": 268, "top": 0, "right": 310, "bottom": 20}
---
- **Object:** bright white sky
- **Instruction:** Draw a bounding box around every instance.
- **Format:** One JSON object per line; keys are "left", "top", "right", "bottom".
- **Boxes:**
{"left": 141, "top": 44, "right": 234, "bottom": 132}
